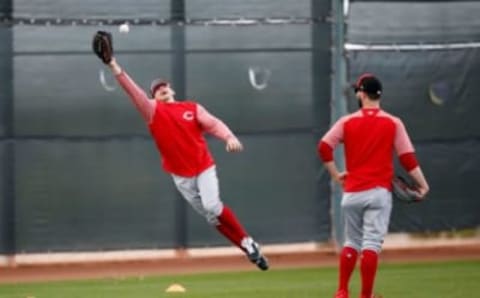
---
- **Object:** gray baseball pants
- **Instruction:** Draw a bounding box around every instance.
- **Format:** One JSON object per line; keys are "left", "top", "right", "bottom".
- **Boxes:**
{"left": 172, "top": 165, "right": 223, "bottom": 225}
{"left": 342, "top": 187, "right": 392, "bottom": 253}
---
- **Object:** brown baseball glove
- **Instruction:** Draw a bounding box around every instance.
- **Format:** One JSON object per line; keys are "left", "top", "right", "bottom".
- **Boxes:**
{"left": 392, "top": 175, "right": 423, "bottom": 203}
{"left": 92, "top": 31, "right": 113, "bottom": 64}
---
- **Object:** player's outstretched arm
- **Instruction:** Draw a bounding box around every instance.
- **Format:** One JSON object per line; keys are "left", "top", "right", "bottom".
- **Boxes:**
{"left": 92, "top": 31, "right": 154, "bottom": 122}
{"left": 108, "top": 58, "right": 122, "bottom": 75}
{"left": 109, "top": 59, "right": 154, "bottom": 123}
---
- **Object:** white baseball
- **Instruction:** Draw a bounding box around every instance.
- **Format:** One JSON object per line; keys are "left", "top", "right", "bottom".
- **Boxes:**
{"left": 119, "top": 23, "right": 130, "bottom": 33}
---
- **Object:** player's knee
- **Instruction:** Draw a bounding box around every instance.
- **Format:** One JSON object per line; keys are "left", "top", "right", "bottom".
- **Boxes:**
{"left": 206, "top": 214, "right": 219, "bottom": 225}
{"left": 362, "top": 240, "right": 383, "bottom": 253}
{"left": 202, "top": 200, "right": 223, "bottom": 217}
{"left": 344, "top": 240, "right": 362, "bottom": 252}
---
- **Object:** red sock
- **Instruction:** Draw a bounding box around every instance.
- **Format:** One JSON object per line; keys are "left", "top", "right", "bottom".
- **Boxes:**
{"left": 360, "top": 249, "right": 379, "bottom": 298}
{"left": 216, "top": 205, "right": 248, "bottom": 248}
{"left": 338, "top": 246, "right": 359, "bottom": 292}
{"left": 216, "top": 224, "right": 242, "bottom": 248}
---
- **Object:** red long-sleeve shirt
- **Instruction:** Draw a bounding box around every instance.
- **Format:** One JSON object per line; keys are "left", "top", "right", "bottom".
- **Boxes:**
{"left": 318, "top": 108, "right": 417, "bottom": 192}
{"left": 116, "top": 71, "right": 236, "bottom": 177}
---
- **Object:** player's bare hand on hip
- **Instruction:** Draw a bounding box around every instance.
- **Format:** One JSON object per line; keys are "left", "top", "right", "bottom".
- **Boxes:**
{"left": 333, "top": 172, "right": 347, "bottom": 186}
{"left": 226, "top": 137, "right": 243, "bottom": 153}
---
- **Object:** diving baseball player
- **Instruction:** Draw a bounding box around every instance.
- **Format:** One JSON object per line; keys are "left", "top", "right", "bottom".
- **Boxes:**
{"left": 92, "top": 31, "right": 268, "bottom": 271}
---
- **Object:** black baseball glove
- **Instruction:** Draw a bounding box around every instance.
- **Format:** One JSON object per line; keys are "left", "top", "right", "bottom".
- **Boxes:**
{"left": 392, "top": 175, "right": 423, "bottom": 203}
{"left": 92, "top": 31, "right": 113, "bottom": 64}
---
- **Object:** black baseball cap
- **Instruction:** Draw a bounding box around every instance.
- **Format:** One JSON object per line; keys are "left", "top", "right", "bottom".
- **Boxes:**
{"left": 352, "top": 73, "right": 382, "bottom": 96}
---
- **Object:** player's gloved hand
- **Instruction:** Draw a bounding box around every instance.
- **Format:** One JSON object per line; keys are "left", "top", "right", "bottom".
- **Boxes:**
{"left": 92, "top": 31, "right": 114, "bottom": 64}
{"left": 226, "top": 137, "right": 243, "bottom": 153}
{"left": 392, "top": 175, "right": 425, "bottom": 203}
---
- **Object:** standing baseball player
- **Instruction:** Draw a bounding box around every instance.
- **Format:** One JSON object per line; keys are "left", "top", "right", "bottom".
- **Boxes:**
{"left": 317, "top": 74, "right": 429, "bottom": 298}
{"left": 92, "top": 31, "right": 268, "bottom": 271}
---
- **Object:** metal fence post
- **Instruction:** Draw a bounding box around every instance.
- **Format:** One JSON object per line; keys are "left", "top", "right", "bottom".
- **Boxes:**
{"left": 330, "top": 0, "right": 348, "bottom": 249}
{"left": 171, "top": 0, "right": 188, "bottom": 249}
{"left": 1, "top": 0, "right": 16, "bottom": 259}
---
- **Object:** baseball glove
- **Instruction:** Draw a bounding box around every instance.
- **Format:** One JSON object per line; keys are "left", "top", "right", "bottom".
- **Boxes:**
{"left": 392, "top": 175, "right": 422, "bottom": 203}
{"left": 92, "top": 31, "right": 113, "bottom": 64}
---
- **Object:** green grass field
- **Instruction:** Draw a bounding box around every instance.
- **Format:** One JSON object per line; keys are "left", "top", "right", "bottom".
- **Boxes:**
{"left": 1, "top": 260, "right": 478, "bottom": 298}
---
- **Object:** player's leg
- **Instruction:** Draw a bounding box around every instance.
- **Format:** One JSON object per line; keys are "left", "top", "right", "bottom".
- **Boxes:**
{"left": 335, "top": 192, "right": 364, "bottom": 298}
{"left": 197, "top": 166, "right": 268, "bottom": 270}
{"left": 172, "top": 172, "right": 247, "bottom": 251}
{"left": 194, "top": 166, "right": 243, "bottom": 242}
{"left": 171, "top": 174, "right": 209, "bottom": 218}
{"left": 360, "top": 187, "right": 392, "bottom": 298}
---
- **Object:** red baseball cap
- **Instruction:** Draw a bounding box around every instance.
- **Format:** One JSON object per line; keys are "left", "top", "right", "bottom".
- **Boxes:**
{"left": 150, "top": 78, "right": 170, "bottom": 97}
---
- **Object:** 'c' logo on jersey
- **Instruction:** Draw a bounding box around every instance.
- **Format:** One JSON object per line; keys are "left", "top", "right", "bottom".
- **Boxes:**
{"left": 182, "top": 111, "right": 194, "bottom": 121}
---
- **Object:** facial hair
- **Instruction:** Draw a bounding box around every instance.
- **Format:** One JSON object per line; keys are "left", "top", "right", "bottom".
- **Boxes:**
{"left": 357, "top": 99, "right": 363, "bottom": 109}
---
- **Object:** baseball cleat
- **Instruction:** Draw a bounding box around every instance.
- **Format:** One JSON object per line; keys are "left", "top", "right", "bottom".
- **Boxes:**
{"left": 255, "top": 254, "right": 269, "bottom": 271}
{"left": 241, "top": 237, "right": 269, "bottom": 271}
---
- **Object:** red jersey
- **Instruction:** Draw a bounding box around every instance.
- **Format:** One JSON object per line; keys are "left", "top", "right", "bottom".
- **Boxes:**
{"left": 149, "top": 101, "right": 214, "bottom": 177}
{"left": 115, "top": 71, "right": 236, "bottom": 177}
{"left": 319, "top": 108, "right": 414, "bottom": 192}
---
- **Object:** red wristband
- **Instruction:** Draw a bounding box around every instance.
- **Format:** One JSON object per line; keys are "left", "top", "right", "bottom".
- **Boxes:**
{"left": 399, "top": 152, "right": 418, "bottom": 171}
{"left": 318, "top": 141, "right": 333, "bottom": 162}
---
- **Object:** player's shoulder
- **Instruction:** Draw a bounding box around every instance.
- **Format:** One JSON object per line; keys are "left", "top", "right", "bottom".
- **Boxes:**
{"left": 377, "top": 109, "right": 403, "bottom": 124}
{"left": 330, "top": 111, "right": 361, "bottom": 128}
{"left": 342, "top": 110, "right": 363, "bottom": 121}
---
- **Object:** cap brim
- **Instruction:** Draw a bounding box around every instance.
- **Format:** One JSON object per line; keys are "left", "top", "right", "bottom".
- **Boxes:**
{"left": 150, "top": 79, "right": 169, "bottom": 91}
